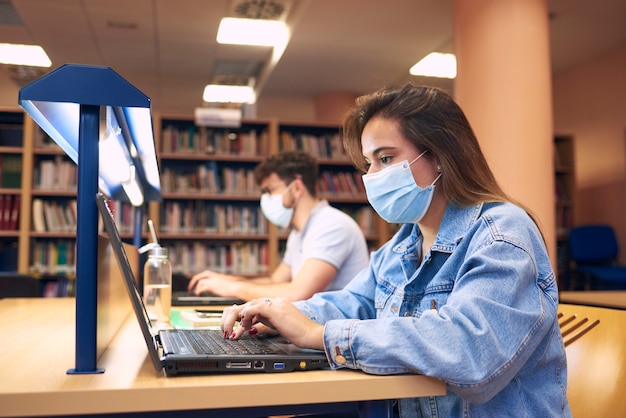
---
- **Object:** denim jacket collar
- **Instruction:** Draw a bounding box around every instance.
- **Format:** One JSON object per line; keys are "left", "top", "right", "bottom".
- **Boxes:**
{"left": 393, "top": 202, "right": 485, "bottom": 256}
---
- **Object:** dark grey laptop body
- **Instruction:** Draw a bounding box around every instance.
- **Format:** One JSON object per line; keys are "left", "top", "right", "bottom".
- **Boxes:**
{"left": 96, "top": 193, "right": 329, "bottom": 376}
{"left": 171, "top": 290, "right": 244, "bottom": 307}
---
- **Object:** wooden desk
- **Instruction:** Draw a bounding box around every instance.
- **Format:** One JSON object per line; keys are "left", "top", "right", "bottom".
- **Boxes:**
{"left": 0, "top": 298, "right": 445, "bottom": 417}
{"left": 559, "top": 291, "right": 626, "bottom": 310}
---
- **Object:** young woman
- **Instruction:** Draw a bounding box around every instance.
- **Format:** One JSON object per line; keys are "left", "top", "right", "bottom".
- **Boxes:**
{"left": 221, "top": 84, "right": 571, "bottom": 417}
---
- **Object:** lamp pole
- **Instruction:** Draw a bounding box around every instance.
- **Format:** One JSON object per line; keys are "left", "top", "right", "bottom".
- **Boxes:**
{"left": 67, "top": 104, "right": 104, "bottom": 374}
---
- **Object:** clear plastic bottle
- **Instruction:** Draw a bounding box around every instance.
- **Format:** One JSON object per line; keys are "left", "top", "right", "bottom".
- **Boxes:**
{"left": 143, "top": 246, "right": 172, "bottom": 328}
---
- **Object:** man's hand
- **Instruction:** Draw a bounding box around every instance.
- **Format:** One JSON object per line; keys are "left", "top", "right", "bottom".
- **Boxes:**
{"left": 187, "top": 270, "right": 240, "bottom": 296}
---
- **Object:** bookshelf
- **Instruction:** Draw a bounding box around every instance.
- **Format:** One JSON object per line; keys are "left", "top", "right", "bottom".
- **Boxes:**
{"left": 148, "top": 116, "right": 391, "bottom": 277}
{"left": 0, "top": 110, "right": 25, "bottom": 273}
{"left": 275, "top": 120, "right": 389, "bottom": 249}
{"left": 30, "top": 133, "right": 77, "bottom": 280}
{"left": 554, "top": 135, "right": 575, "bottom": 287}
{"left": 5, "top": 109, "right": 580, "bottom": 294}
{"left": 0, "top": 111, "right": 140, "bottom": 296}
{"left": 149, "top": 115, "right": 273, "bottom": 276}
{"left": 5, "top": 110, "right": 452, "bottom": 295}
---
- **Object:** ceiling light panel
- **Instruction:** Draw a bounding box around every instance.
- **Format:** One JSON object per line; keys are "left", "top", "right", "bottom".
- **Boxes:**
{"left": 217, "top": 17, "right": 289, "bottom": 47}
{"left": 0, "top": 43, "right": 51, "bottom": 67}
{"left": 410, "top": 52, "right": 456, "bottom": 79}
{"left": 203, "top": 84, "right": 256, "bottom": 103}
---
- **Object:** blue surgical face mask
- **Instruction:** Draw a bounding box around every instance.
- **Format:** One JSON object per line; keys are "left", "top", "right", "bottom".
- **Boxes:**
{"left": 260, "top": 182, "right": 294, "bottom": 228}
{"left": 362, "top": 150, "right": 441, "bottom": 224}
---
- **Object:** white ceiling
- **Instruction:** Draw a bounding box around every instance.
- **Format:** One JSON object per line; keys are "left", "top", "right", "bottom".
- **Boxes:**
{"left": 1, "top": 0, "right": 625, "bottom": 115}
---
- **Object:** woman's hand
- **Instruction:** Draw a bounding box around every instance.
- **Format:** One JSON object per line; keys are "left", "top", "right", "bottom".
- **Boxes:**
{"left": 221, "top": 298, "right": 325, "bottom": 350}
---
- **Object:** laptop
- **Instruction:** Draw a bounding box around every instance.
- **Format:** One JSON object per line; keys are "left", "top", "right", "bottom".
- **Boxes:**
{"left": 172, "top": 288, "right": 244, "bottom": 307}
{"left": 96, "top": 192, "right": 329, "bottom": 376}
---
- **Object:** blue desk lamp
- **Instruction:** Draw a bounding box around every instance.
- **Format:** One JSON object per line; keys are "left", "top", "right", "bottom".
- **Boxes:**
{"left": 19, "top": 63, "right": 161, "bottom": 374}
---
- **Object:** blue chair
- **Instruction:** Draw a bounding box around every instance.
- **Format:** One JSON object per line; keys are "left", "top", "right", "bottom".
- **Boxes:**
{"left": 568, "top": 224, "right": 626, "bottom": 290}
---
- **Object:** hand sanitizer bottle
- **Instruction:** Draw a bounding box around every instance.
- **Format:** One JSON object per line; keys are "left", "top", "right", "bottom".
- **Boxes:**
{"left": 143, "top": 246, "right": 172, "bottom": 328}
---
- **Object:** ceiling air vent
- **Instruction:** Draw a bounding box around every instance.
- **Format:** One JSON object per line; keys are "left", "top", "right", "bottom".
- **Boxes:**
{"left": 2, "top": 65, "right": 49, "bottom": 87}
{"left": 229, "top": 0, "right": 292, "bottom": 20}
{"left": 0, "top": 0, "right": 23, "bottom": 25}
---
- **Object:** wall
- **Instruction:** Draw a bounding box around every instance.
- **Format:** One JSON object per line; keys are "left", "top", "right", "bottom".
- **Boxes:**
{"left": 553, "top": 41, "right": 626, "bottom": 262}
{"left": 0, "top": 71, "right": 20, "bottom": 109}
{"left": 256, "top": 96, "right": 316, "bottom": 122}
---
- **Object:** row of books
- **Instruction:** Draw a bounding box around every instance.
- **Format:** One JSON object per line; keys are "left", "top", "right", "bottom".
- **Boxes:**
{"left": 556, "top": 206, "right": 572, "bottom": 238}
{"left": 338, "top": 206, "right": 377, "bottom": 235}
{"left": 166, "top": 241, "right": 270, "bottom": 276}
{"left": 319, "top": 170, "right": 366, "bottom": 197}
{"left": 161, "top": 165, "right": 365, "bottom": 199}
{"left": 31, "top": 198, "right": 136, "bottom": 234}
{"left": 30, "top": 240, "right": 76, "bottom": 276}
{"left": 0, "top": 194, "right": 20, "bottom": 231}
{"left": 41, "top": 277, "right": 75, "bottom": 297}
{"left": 0, "top": 274, "right": 74, "bottom": 298}
{"left": 105, "top": 199, "right": 141, "bottom": 234}
{"left": 161, "top": 125, "right": 268, "bottom": 156}
{"left": 0, "top": 123, "right": 23, "bottom": 147}
{"left": 33, "top": 126, "right": 57, "bottom": 149}
{"left": 278, "top": 131, "right": 350, "bottom": 161}
{"left": 555, "top": 176, "right": 570, "bottom": 202}
{"left": 0, "top": 153, "right": 22, "bottom": 188}
{"left": 34, "top": 155, "right": 77, "bottom": 191}
{"left": 160, "top": 201, "right": 268, "bottom": 235}
{"left": 0, "top": 242, "right": 18, "bottom": 271}
{"left": 161, "top": 162, "right": 260, "bottom": 195}
{"left": 32, "top": 198, "right": 77, "bottom": 233}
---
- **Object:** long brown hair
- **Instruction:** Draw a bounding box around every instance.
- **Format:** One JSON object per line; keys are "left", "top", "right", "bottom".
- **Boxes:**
{"left": 342, "top": 84, "right": 543, "bottom": 230}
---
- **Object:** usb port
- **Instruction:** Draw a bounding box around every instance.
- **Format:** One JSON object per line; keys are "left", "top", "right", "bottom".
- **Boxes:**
{"left": 273, "top": 362, "right": 285, "bottom": 370}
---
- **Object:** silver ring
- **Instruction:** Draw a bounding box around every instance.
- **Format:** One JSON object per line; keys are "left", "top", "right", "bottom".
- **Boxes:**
{"left": 265, "top": 298, "right": 272, "bottom": 307}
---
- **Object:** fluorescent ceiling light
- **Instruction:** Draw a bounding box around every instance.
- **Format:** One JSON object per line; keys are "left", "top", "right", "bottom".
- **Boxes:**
{"left": 203, "top": 84, "right": 256, "bottom": 104}
{"left": 0, "top": 43, "right": 51, "bottom": 67}
{"left": 217, "top": 17, "right": 288, "bottom": 47}
{"left": 410, "top": 52, "right": 456, "bottom": 79}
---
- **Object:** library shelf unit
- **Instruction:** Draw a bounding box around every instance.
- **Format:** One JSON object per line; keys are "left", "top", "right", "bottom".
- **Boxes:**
{"left": 4, "top": 110, "right": 394, "bottom": 293}
{"left": 148, "top": 115, "right": 392, "bottom": 278}
{"left": 275, "top": 120, "right": 390, "bottom": 250}
{"left": 31, "top": 109, "right": 604, "bottom": 294}
{"left": 1, "top": 110, "right": 139, "bottom": 296}
{"left": 149, "top": 114, "right": 273, "bottom": 277}
{"left": 6, "top": 107, "right": 579, "bottom": 296}
{"left": 554, "top": 135, "right": 575, "bottom": 288}
{"left": 0, "top": 110, "right": 25, "bottom": 275}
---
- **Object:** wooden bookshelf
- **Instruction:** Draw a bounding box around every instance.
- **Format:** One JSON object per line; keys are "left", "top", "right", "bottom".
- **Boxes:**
{"left": 0, "top": 109, "right": 25, "bottom": 274}
{"left": 554, "top": 135, "right": 575, "bottom": 288}
{"left": 148, "top": 115, "right": 392, "bottom": 276}
{"left": 6, "top": 108, "right": 578, "bottom": 294}
{"left": 148, "top": 115, "right": 272, "bottom": 276}
{"left": 0, "top": 111, "right": 137, "bottom": 295}
{"left": 275, "top": 120, "right": 390, "bottom": 250}
{"left": 4, "top": 111, "right": 393, "bottom": 294}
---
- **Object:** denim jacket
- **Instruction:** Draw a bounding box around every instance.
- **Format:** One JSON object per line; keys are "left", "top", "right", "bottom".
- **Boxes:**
{"left": 296, "top": 202, "right": 571, "bottom": 417}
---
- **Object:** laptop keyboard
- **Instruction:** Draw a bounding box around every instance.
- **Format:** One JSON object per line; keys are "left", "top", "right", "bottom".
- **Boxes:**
{"left": 186, "top": 330, "right": 282, "bottom": 355}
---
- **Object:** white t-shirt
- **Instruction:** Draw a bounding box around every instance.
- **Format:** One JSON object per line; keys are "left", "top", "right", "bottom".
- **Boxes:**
{"left": 282, "top": 200, "right": 369, "bottom": 291}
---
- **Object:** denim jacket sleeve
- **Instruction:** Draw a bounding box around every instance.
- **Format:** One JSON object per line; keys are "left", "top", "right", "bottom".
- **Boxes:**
{"left": 296, "top": 202, "right": 564, "bottom": 405}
